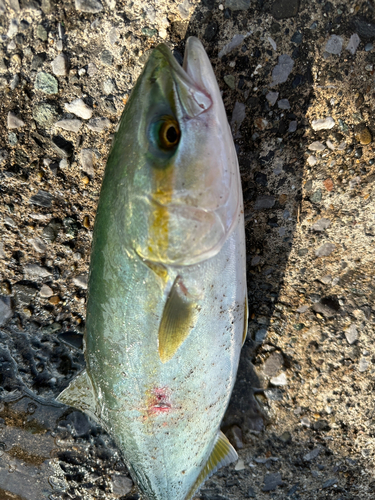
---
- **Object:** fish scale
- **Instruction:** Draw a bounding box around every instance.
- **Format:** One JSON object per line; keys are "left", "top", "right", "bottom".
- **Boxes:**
{"left": 57, "top": 37, "right": 247, "bottom": 500}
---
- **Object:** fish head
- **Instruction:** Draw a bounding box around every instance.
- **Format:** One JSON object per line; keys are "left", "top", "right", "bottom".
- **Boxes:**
{"left": 114, "top": 37, "right": 241, "bottom": 266}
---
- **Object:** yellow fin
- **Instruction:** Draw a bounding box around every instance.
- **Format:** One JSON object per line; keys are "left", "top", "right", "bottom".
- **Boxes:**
{"left": 158, "top": 276, "right": 198, "bottom": 363}
{"left": 56, "top": 369, "right": 100, "bottom": 423}
{"left": 242, "top": 294, "right": 248, "bottom": 346}
{"left": 186, "top": 431, "right": 238, "bottom": 500}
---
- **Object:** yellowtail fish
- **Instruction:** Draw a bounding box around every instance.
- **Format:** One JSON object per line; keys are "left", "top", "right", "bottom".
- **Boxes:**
{"left": 58, "top": 36, "right": 247, "bottom": 500}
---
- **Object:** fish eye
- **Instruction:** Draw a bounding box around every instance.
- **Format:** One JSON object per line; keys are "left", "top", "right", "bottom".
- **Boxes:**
{"left": 158, "top": 118, "right": 181, "bottom": 150}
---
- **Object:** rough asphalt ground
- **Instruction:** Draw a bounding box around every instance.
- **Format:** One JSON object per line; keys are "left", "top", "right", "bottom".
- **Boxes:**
{"left": 1, "top": 0, "right": 375, "bottom": 498}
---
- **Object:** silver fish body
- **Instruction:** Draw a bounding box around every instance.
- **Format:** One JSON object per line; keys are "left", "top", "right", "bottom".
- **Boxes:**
{"left": 58, "top": 37, "right": 247, "bottom": 500}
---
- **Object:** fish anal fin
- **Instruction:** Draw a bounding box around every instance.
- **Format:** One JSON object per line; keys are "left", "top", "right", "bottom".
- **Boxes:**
{"left": 158, "top": 275, "right": 198, "bottom": 363}
{"left": 242, "top": 294, "right": 248, "bottom": 346}
{"left": 56, "top": 369, "right": 100, "bottom": 422}
{"left": 186, "top": 431, "right": 238, "bottom": 500}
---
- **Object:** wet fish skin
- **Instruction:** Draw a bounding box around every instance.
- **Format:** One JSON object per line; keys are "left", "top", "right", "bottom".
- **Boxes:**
{"left": 58, "top": 37, "right": 247, "bottom": 500}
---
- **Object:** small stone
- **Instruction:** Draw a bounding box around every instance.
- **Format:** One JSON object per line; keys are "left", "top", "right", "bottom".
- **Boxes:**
{"left": 87, "top": 62, "right": 98, "bottom": 76}
{"left": 75, "top": 0, "right": 103, "bottom": 12}
{"left": 40, "top": 284, "right": 53, "bottom": 298}
{"left": 224, "top": 74, "right": 235, "bottom": 89}
{"left": 291, "top": 31, "right": 303, "bottom": 44}
{"left": 35, "top": 72, "right": 58, "bottom": 94}
{"left": 326, "top": 139, "right": 335, "bottom": 150}
{"left": 355, "top": 127, "right": 372, "bottom": 145}
{"left": 36, "top": 24, "right": 48, "bottom": 41}
{"left": 87, "top": 117, "right": 111, "bottom": 132}
{"left": 51, "top": 53, "right": 69, "bottom": 76}
{"left": 266, "top": 91, "right": 278, "bottom": 106}
{"left": 60, "top": 158, "right": 69, "bottom": 169}
{"left": 0, "top": 296, "right": 13, "bottom": 326}
{"left": 346, "top": 33, "right": 360, "bottom": 55}
{"left": 100, "top": 50, "right": 114, "bottom": 66}
{"left": 235, "top": 459, "right": 245, "bottom": 471}
{"left": 142, "top": 27, "right": 158, "bottom": 37}
{"left": 24, "top": 264, "right": 52, "bottom": 278}
{"left": 325, "top": 35, "right": 343, "bottom": 55}
{"left": 29, "top": 237, "right": 47, "bottom": 253}
{"left": 7, "top": 111, "right": 25, "bottom": 129}
{"left": 270, "top": 372, "right": 287, "bottom": 386}
{"left": 73, "top": 274, "right": 88, "bottom": 289}
{"left": 263, "top": 352, "right": 283, "bottom": 377}
{"left": 80, "top": 148, "right": 95, "bottom": 176}
{"left": 272, "top": 0, "right": 299, "bottom": 19}
{"left": 111, "top": 475, "right": 133, "bottom": 496}
{"left": 263, "top": 472, "right": 283, "bottom": 492}
{"left": 52, "top": 136, "right": 74, "bottom": 158}
{"left": 365, "top": 42, "right": 373, "bottom": 51}
{"left": 310, "top": 189, "right": 322, "bottom": 203}
{"left": 31, "top": 52, "right": 46, "bottom": 70}
{"left": 358, "top": 357, "right": 369, "bottom": 372}
{"left": 65, "top": 98, "right": 93, "bottom": 119}
{"left": 307, "top": 155, "right": 317, "bottom": 166}
{"left": 277, "top": 98, "right": 290, "bottom": 109}
{"left": 303, "top": 447, "right": 321, "bottom": 462}
{"left": 55, "top": 119, "right": 82, "bottom": 133}
{"left": 49, "top": 295, "right": 61, "bottom": 305}
{"left": 42, "top": 219, "right": 61, "bottom": 242}
{"left": 345, "top": 324, "right": 358, "bottom": 344}
{"left": 254, "top": 117, "right": 268, "bottom": 130}
{"left": 29, "top": 190, "right": 53, "bottom": 207}
{"left": 255, "top": 328, "right": 267, "bottom": 342}
{"left": 322, "top": 478, "right": 337, "bottom": 489}
{"left": 8, "top": 132, "right": 18, "bottom": 146}
{"left": 231, "top": 101, "right": 246, "bottom": 136}
{"left": 312, "top": 218, "right": 330, "bottom": 231}
{"left": 271, "top": 54, "right": 294, "bottom": 86}
{"left": 33, "top": 102, "right": 60, "bottom": 127}
{"left": 1, "top": 281, "right": 11, "bottom": 294}
{"left": 83, "top": 215, "right": 90, "bottom": 229}
{"left": 254, "top": 195, "right": 275, "bottom": 210}
{"left": 225, "top": 0, "right": 249, "bottom": 10}
{"left": 13, "top": 284, "right": 37, "bottom": 306}
{"left": 218, "top": 34, "right": 248, "bottom": 58}
{"left": 103, "top": 77, "right": 116, "bottom": 94}
{"left": 288, "top": 120, "right": 297, "bottom": 132}
{"left": 315, "top": 242, "right": 335, "bottom": 257}
{"left": 311, "top": 117, "right": 335, "bottom": 131}
{"left": 308, "top": 141, "right": 325, "bottom": 151}
{"left": 324, "top": 178, "right": 334, "bottom": 191}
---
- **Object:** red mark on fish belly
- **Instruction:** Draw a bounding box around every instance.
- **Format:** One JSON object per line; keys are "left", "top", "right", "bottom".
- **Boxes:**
{"left": 148, "top": 387, "right": 172, "bottom": 415}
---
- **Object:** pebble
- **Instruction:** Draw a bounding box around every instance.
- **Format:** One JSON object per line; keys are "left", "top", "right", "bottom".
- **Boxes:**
{"left": 60, "top": 159, "right": 69, "bottom": 169}
{"left": 307, "top": 155, "right": 317, "bottom": 166}
{"left": 254, "top": 195, "right": 275, "bottom": 209}
{"left": 29, "top": 190, "right": 53, "bottom": 207}
{"left": 65, "top": 98, "right": 93, "bottom": 119}
{"left": 263, "top": 352, "right": 283, "bottom": 377}
{"left": 10, "top": 73, "right": 20, "bottom": 90}
{"left": 323, "top": 178, "right": 333, "bottom": 191}
{"left": 303, "top": 447, "right": 321, "bottom": 462}
{"left": 266, "top": 91, "right": 278, "bottom": 106}
{"left": 13, "top": 284, "right": 37, "bottom": 307}
{"left": 325, "top": 35, "right": 343, "bottom": 55}
{"left": 345, "top": 324, "right": 358, "bottom": 345}
{"left": 326, "top": 139, "right": 335, "bottom": 150}
{"left": 225, "top": 0, "right": 250, "bottom": 10}
{"left": 288, "top": 121, "right": 297, "bottom": 132}
{"left": 230, "top": 101, "right": 246, "bottom": 136}
{"left": 83, "top": 215, "right": 90, "bottom": 229}
{"left": 271, "top": 54, "right": 294, "bottom": 86}
{"left": 277, "top": 98, "right": 290, "bottom": 109}
{"left": 52, "top": 136, "right": 74, "bottom": 158}
{"left": 87, "top": 62, "right": 98, "bottom": 76}
{"left": 39, "top": 284, "right": 53, "bottom": 298}
{"left": 73, "top": 274, "right": 88, "bottom": 289}
{"left": 262, "top": 472, "right": 283, "bottom": 492}
{"left": 103, "top": 77, "right": 116, "bottom": 94}
{"left": 35, "top": 72, "right": 58, "bottom": 94}
{"left": 111, "top": 475, "right": 133, "bottom": 496}
{"left": 75, "top": 0, "right": 103, "bottom": 12}
{"left": 29, "top": 237, "right": 47, "bottom": 253}
{"left": 365, "top": 42, "right": 373, "bottom": 51}
{"left": 272, "top": 0, "right": 299, "bottom": 19}
{"left": 49, "top": 295, "right": 61, "bottom": 305}
{"left": 322, "top": 478, "right": 337, "bottom": 489}
{"left": 24, "top": 264, "right": 52, "bottom": 278}
{"left": 311, "top": 117, "right": 335, "bottom": 131}
{"left": 0, "top": 296, "right": 13, "bottom": 326}
{"left": 312, "top": 218, "right": 330, "bottom": 231}
{"left": 87, "top": 117, "right": 111, "bottom": 132}
{"left": 55, "top": 119, "right": 82, "bottom": 133}
{"left": 7, "top": 111, "right": 25, "bottom": 129}
{"left": 36, "top": 24, "right": 47, "bottom": 41}
{"left": 100, "top": 50, "right": 114, "bottom": 66}
{"left": 355, "top": 127, "right": 372, "bottom": 145}
{"left": 308, "top": 141, "right": 325, "bottom": 151}
{"left": 218, "top": 33, "right": 249, "bottom": 58}
{"left": 43, "top": 219, "right": 61, "bottom": 242}
{"left": 80, "top": 148, "right": 95, "bottom": 176}
{"left": 33, "top": 102, "right": 60, "bottom": 127}
{"left": 358, "top": 357, "right": 369, "bottom": 372}
{"left": 270, "top": 372, "right": 287, "bottom": 386}
{"left": 51, "top": 53, "right": 69, "bottom": 76}
{"left": 346, "top": 33, "right": 360, "bottom": 55}
{"left": 224, "top": 75, "right": 235, "bottom": 89}
{"left": 315, "top": 242, "right": 335, "bottom": 257}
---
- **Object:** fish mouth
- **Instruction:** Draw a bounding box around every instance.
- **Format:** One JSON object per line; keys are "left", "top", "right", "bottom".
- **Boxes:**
{"left": 155, "top": 38, "right": 214, "bottom": 118}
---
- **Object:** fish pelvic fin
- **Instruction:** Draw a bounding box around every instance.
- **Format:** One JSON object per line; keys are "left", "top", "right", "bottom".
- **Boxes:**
{"left": 186, "top": 431, "right": 238, "bottom": 500}
{"left": 56, "top": 369, "right": 100, "bottom": 423}
{"left": 158, "top": 275, "right": 198, "bottom": 363}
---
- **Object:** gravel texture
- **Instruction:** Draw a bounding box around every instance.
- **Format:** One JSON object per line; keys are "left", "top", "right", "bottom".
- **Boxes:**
{"left": 1, "top": 0, "right": 375, "bottom": 499}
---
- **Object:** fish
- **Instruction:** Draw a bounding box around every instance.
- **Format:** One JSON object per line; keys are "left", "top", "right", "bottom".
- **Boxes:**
{"left": 57, "top": 36, "right": 247, "bottom": 500}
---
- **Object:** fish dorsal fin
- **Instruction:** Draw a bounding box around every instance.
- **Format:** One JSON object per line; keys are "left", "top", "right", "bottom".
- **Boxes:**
{"left": 186, "top": 431, "right": 238, "bottom": 500}
{"left": 242, "top": 294, "right": 248, "bottom": 346}
{"left": 56, "top": 369, "right": 100, "bottom": 423}
{"left": 158, "top": 275, "right": 198, "bottom": 363}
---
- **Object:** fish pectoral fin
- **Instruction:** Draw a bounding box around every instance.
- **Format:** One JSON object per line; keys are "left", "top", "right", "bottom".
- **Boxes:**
{"left": 158, "top": 275, "right": 198, "bottom": 363}
{"left": 242, "top": 294, "right": 248, "bottom": 346}
{"left": 56, "top": 369, "right": 100, "bottom": 422}
{"left": 186, "top": 431, "right": 238, "bottom": 500}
